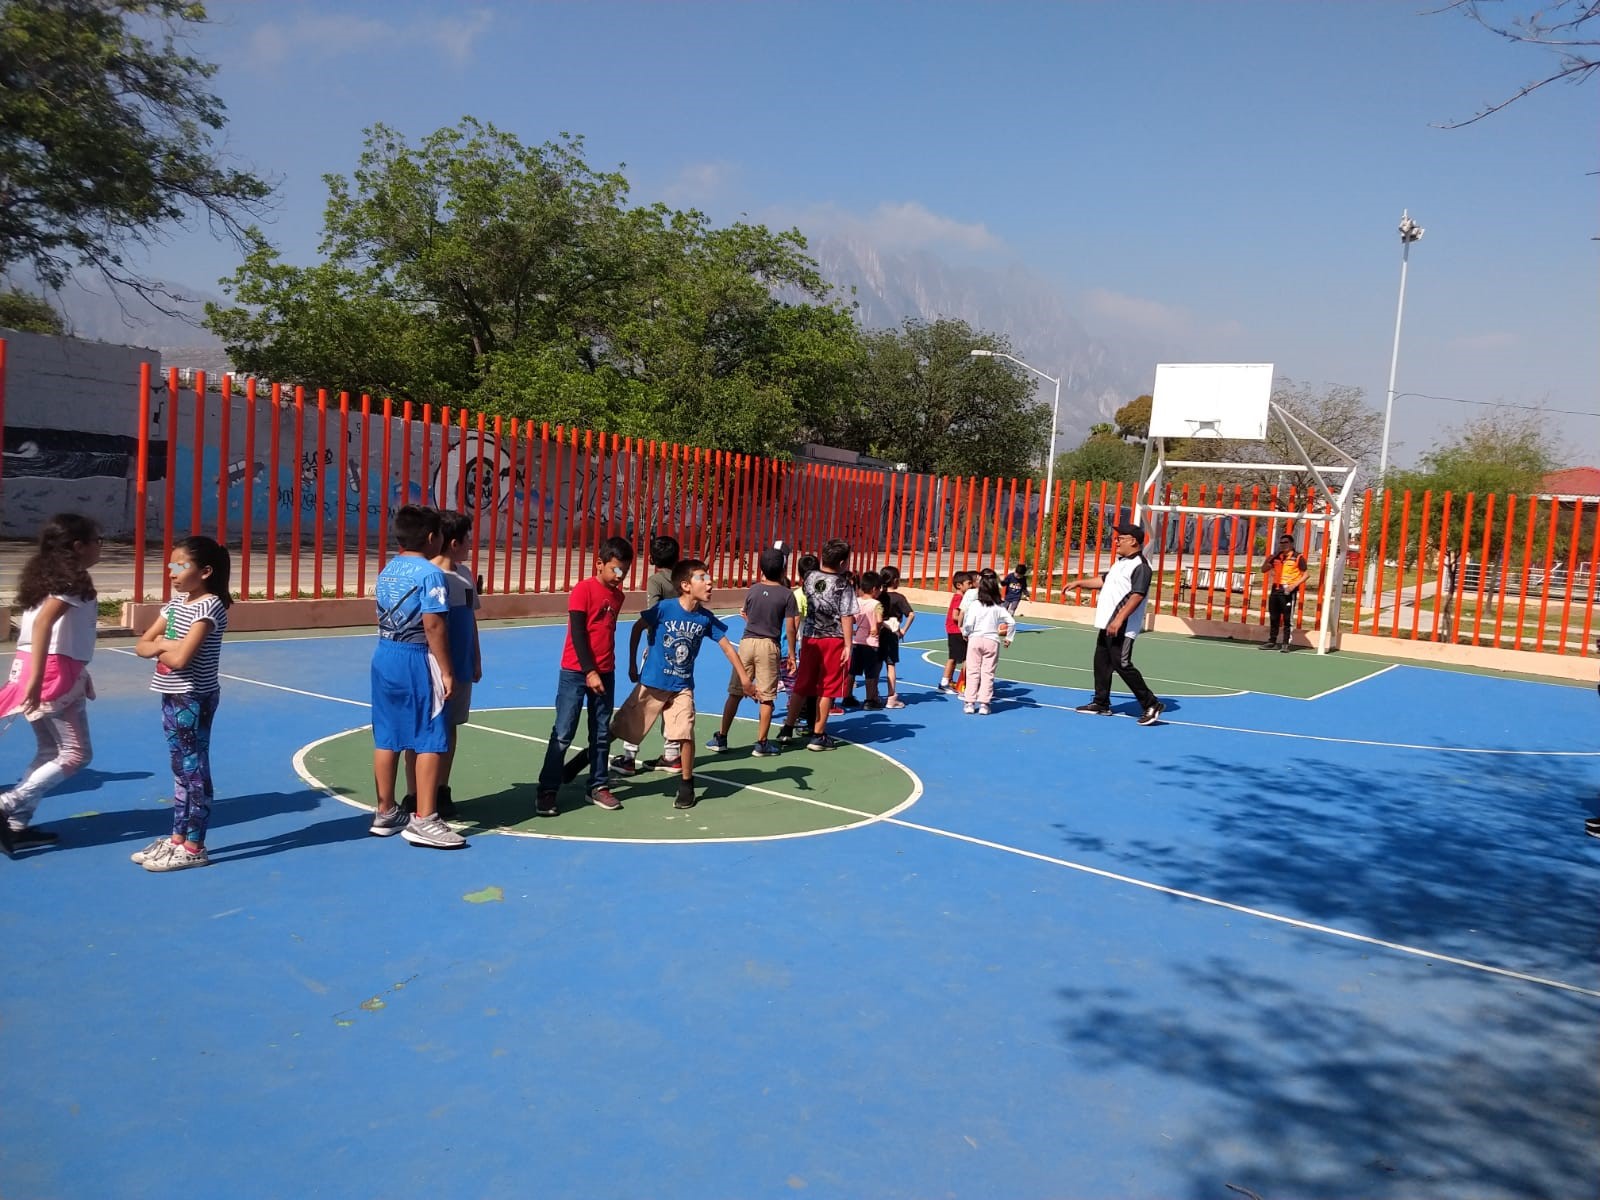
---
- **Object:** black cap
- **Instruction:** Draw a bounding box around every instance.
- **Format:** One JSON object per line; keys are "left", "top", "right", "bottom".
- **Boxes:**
{"left": 1114, "top": 521, "right": 1144, "bottom": 544}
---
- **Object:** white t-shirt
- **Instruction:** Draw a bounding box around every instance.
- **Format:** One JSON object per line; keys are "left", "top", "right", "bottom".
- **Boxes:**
{"left": 961, "top": 600, "right": 1015, "bottom": 642}
{"left": 17, "top": 595, "right": 97, "bottom": 662}
{"left": 1093, "top": 555, "right": 1154, "bottom": 637}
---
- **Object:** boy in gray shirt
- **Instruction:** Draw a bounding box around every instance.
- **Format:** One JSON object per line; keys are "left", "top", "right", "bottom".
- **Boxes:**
{"left": 706, "top": 547, "right": 799, "bottom": 757}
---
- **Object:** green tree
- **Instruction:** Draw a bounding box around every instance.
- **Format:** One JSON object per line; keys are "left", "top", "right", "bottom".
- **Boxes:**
{"left": 1113, "top": 394, "right": 1152, "bottom": 441}
{"left": 0, "top": 0, "right": 271, "bottom": 299}
{"left": 207, "top": 119, "right": 861, "bottom": 455}
{"left": 839, "top": 318, "right": 1049, "bottom": 478}
{"left": 1054, "top": 427, "right": 1145, "bottom": 491}
{"left": 0, "top": 288, "right": 65, "bottom": 334}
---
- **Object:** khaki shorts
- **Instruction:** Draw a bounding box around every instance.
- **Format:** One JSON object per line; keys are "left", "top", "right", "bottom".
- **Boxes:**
{"left": 729, "top": 636, "right": 781, "bottom": 702}
{"left": 612, "top": 684, "right": 697, "bottom": 744}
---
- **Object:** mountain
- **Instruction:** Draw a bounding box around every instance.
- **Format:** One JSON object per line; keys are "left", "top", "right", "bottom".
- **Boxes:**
{"left": 15, "top": 274, "right": 232, "bottom": 372}
{"left": 804, "top": 235, "right": 1149, "bottom": 453}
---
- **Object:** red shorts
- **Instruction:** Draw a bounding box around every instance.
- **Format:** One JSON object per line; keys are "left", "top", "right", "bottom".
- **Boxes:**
{"left": 793, "top": 637, "right": 847, "bottom": 700}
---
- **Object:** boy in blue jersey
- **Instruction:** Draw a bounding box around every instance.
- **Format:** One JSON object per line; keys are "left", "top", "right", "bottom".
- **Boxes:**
{"left": 368, "top": 505, "right": 466, "bottom": 850}
{"left": 610, "top": 559, "right": 756, "bottom": 810}
{"left": 434, "top": 510, "right": 481, "bottom": 819}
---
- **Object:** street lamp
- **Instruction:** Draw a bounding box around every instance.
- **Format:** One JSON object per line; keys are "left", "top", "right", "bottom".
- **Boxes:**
{"left": 969, "top": 349, "right": 1065, "bottom": 510}
{"left": 1377, "top": 210, "right": 1424, "bottom": 481}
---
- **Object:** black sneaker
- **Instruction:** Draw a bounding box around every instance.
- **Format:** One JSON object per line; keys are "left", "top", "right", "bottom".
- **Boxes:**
{"left": 436, "top": 786, "right": 456, "bottom": 821}
{"left": 1259, "top": 640, "right": 1279, "bottom": 650}
{"left": 776, "top": 726, "right": 794, "bottom": 744}
{"left": 674, "top": 779, "right": 698, "bottom": 810}
{"left": 1585, "top": 817, "right": 1600, "bottom": 839}
{"left": 1279, "top": 643, "right": 1292, "bottom": 653}
{"left": 535, "top": 790, "right": 560, "bottom": 818}
{"left": 1074, "top": 701, "right": 1112, "bottom": 715}
{"left": 839, "top": 696, "right": 862, "bottom": 710}
{"left": 11, "top": 827, "right": 59, "bottom": 848}
{"left": 1138, "top": 701, "right": 1166, "bottom": 727}
{"left": 0, "top": 820, "right": 12, "bottom": 858}
{"left": 609, "top": 753, "right": 638, "bottom": 776}
{"left": 806, "top": 734, "right": 841, "bottom": 752}
{"left": 862, "top": 698, "right": 886, "bottom": 711}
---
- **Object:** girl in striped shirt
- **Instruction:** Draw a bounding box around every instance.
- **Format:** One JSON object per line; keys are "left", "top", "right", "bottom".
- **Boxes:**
{"left": 132, "top": 537, "right": 232, "bottom": 872}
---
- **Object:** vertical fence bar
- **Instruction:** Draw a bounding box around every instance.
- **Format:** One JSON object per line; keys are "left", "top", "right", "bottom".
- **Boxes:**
{"left": 1428, "top": 493, "right": 1453, "bottom": 640}
{"left": 189, "top": 370, "right": 206, "bottom": 535}
{"left": 376, "top": 398, "right": 392, "bottom": 574}
{"left": 1492, "top": 496, "right": 1516, "bottom": 646}
{"left": 1220, "top": 487, "right": 1241, "bottom": 622}
{"left": 1407, "top": 491, "right": 1431, "bottom": 639}
{"left": 1513, "top": 495, "right": 1539, "bottom": 651}
{"left": 472, "top": 412, "right": 489, "bottom": 579}
{"left": 420, "top": 405, "right": 434, "bottom": 508}
{"left": 333, "top": 391, "right": 349, "bottom": 596}
{"left": 134, "top": 363, "right": 151, "bottom": 602}
{"left": 241, "top": 378, "right": 256, "bottom": 598}
{"left": 356, "top": 395, "right": 371, "bottom": 595}
{"left": 266, "top": 383, "right": 281, "bottom": 598}
{"left": 313, "top": 388, "right": 328, "bottom": 597}
{"left": 1350, "top": 490, "right": 1372, "bottom": 634}
{"left": 399, "top": 400, "right": 414, "bottom": 543}
{"left": 1368, "top": 489, "right": 1392, "bottom": 635}
{"left": 1469, "top": 494, "right": 1494, "bottom": 645}
{"left": 534, "top": 424, "right": 552, "bottom": 593}
{"left": 501, "top": 420, "right": 518, "bottom": 595}
{"left": 455, "top": 409, "right": 469, "bottom": 512}
{"left": 484, "top": 415, "right": 502, "bottom": 592}
{"left": 217, "top": 375, "right": 231, "bottom": 548}
{"left": 162, "top": 369, "right": 179, "bottom": 601}
{"left": 1201, "top": 486, "right": 1222, "bottom": 621}
{"left": 1450, "top": 494, "right": 1475, "bottom": 644}
{"left": 289, "top": 387, "right": 305, "bottom": 597}
{"left": 1389, "top": 489, "right": 1413, "bottom": 638}
{"left": 953, "top": 477, "right": 971, "bottom": 575}
{"left": 1579, "top": 497, "right": 1600, "bottom": 654}
{"left": 1239, "top": 487, "right": 1262, "bottom": 624}
{"left": 1534, "top": 496, "right": 1560, "bottom": 651}
{"left": 562, "top": 427, "right": 579, "bottom": 592}
{"left": 906, "top": 475, "right": 924, "bottom": 583}
{"left": 518, "top": 421, "right": 536, "bottom": 593}
{"left": 1072, "top": 481, "right": 1093, "bottom": 605}
{"left": 1555, "top": 498, "right": 1583, "bottom": 653}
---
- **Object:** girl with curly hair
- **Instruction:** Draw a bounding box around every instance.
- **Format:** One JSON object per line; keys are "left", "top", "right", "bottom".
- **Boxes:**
{"left": 0, "top": 513, "right": 104, "bottom": 854}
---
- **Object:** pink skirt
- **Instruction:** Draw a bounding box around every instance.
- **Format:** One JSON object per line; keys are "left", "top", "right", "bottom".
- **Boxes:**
{"left": 0, "top": 652, "right": 89, "bottom": 718}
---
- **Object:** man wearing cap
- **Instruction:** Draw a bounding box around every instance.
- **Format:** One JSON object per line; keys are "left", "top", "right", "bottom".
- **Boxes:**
{"left": 1264, "top": 533, "right": 1307, "bottom": 652}
{"left": 1063, "top": 522, "right": 1164, "bottom": 726}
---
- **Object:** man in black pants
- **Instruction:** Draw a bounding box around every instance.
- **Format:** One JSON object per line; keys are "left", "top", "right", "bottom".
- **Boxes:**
{"left": 1064, "top": 522, "right": 1164, "bottom": 726}
{"left": 1263, "top": 533, "right": 1307, "bottom": 651}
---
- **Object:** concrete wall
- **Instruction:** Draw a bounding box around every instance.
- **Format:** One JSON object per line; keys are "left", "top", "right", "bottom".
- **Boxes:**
{"left": 0, "top": 329, "right": 161, "bottom": 539}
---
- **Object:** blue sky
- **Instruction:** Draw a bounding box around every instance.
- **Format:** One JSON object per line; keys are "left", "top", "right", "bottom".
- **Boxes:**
{"left": 141, "top": 1, "right": 1598, "bottom": 468}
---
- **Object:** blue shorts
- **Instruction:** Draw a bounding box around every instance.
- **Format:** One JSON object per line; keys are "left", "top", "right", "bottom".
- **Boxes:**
{"left": 371, "top": 639, "right": 449, "bottom": 754}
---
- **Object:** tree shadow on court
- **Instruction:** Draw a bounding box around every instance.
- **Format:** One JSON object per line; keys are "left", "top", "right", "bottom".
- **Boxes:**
{"left": 1053, "top": 751, "right": 1600, "bottom": 982}
{"left": 1054, "top": 957, "right": 1597, "bottom": 1199}
{"left": 28, "top": 789, "right": 331, "bottom": 856}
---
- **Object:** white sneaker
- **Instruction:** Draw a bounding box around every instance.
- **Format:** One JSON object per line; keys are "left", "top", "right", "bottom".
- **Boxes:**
{"left": 963, "top": 703, "right": 976, "bottom": 714}
{"left": 978, "top": 704, "right": 991, "bottom": 716}
{"left": 145, "top": 843, "right": 209, "bottom": 872}
{"left": 369, "top": 805, "right": 409, "bottom": 837}
{"left": 401, "top": 813, "right": 467, "bottom": 849}
{"left": 131, "top": 836, "right": 176, "bottom": 864}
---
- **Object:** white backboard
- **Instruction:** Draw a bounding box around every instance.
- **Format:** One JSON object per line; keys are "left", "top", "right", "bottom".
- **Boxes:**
{"left": 1149, "top": 363, "right": 1273, "bottom": 440}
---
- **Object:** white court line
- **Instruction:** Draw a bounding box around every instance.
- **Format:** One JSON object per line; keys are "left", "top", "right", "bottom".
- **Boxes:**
{"left": 1304, "top": 662, "right": 1399, "bottom": 701}
{"left": 185, "top": 660, "right": 1600, "bottom": 1001}
{"left": 912, "top": 649, "right": 1248, "bottom": 700}
{"left": 995, "top": 652, "right": 1246, "bottom": 694}
{"left": 197, "top": 620, "right": 567, "bottom": 648}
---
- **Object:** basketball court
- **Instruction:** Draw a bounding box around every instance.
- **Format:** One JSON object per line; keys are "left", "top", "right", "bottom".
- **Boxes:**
{"left": 2, "top": 606, "right": 1597, "bottom": 1199}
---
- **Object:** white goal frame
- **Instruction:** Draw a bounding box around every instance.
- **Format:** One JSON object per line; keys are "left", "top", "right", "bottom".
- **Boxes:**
{"left": 1133, "top": 403, "right": 1360, "bottom": 655}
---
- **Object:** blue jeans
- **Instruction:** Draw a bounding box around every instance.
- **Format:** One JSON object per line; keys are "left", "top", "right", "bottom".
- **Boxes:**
{"left": 537, "top": 668, "right": 614, "bottom": 793}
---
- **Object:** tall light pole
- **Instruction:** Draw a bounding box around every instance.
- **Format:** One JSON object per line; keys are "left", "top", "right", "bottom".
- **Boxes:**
{"left": 969, "top": 349, "right": 1065, "bottom": 510}
{"left": 1378, "top": 210, "right": 1424, "bottom": 481}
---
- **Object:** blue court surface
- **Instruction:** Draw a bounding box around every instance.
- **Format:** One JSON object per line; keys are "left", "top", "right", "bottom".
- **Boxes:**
{"left": 3, "top": 615, "right": 1598, "bottom": 1199}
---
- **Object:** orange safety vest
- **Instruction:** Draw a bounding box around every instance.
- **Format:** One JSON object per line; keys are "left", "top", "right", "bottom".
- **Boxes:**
{"left": 1269, "top": 550, "right": 1307, "bottom": 591}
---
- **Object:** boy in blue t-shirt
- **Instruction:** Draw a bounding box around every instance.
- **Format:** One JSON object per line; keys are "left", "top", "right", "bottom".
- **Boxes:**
{"left": 369, "top": 505, "right": 466, "bottom": 850}
{"left": 434, "top": 510, "right": 480, "bottom": 819}
{"left": 610, "top": 558, "right": 756, "bottom": 810}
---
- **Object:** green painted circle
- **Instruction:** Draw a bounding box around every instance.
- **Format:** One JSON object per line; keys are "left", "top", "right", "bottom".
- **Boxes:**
{"left": 295, "top": 706, "right": 922, "bottom": 843}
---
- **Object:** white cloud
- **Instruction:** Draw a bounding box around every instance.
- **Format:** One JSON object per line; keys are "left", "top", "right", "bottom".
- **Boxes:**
{"left": 1083, "top": 288, "right": 1243, "bottom": 341}
{"left": 246, "top": 9, "right": 492, "bottom": 69}
{"left": 789, "top": 201, "right": 1003, "bottom": 253}
{"left": 660, "top": 161, "right": 737, "bottom": 208}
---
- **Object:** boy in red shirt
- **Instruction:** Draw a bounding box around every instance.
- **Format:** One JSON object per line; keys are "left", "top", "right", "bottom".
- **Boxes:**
{"left": 937, "top": 570, "right": 972, "bottom": 694}
{"left": 535, "top": 536, "right": 634, "bottom": 815}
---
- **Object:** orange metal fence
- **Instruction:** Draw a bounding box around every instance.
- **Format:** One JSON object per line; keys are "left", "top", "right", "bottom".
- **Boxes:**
{"left": 0, "top": 347, "right": 1593, "bottom": 659}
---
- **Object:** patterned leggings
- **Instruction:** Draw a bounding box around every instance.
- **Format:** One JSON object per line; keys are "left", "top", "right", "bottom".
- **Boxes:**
{"left": 162, "top": 691, "right": 220, "bottom": 844}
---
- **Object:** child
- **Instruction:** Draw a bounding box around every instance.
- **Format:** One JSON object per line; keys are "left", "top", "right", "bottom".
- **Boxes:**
{"left": 937, "top": 571, "right": 972, "bottom": 695}
{"left": 131, "top": 535, "right": 232, "bottom": 871}
{"left": 842, "top": 570, "right": 884, "bottom": 710}
{"left": 611, "top": 560, "right": 756, "bottom": 809}
{"left": 365, "top": 505, "right": 466, "bottom": 849}
{"left": 0, "top": 513, "right": 103, "bottom": 854}
{"left": 1001, "top": 563, "right": 1031, "bottom": 617}
{"left": 614, "top": 534, "right": 682, "bottom": 772}
{"left": 877, "top": 565, "right": 914, "bottom": 709}
{"left": 779, "top": 552, "right": 819, "bottom": 707}
{"left": 778, "top": 538, "right": 855, "bottom": 751}
{"left": 960, "top": 570, "right": 1016, "bottom": 716}
{"left": 537, "top": 536, "right": 634, "bottom": 815}
{"left": 433, "top": 511, "right": 481, "bottom": 818}
{"left": 707, "top": 547, "right": 798, "bottom": 757}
